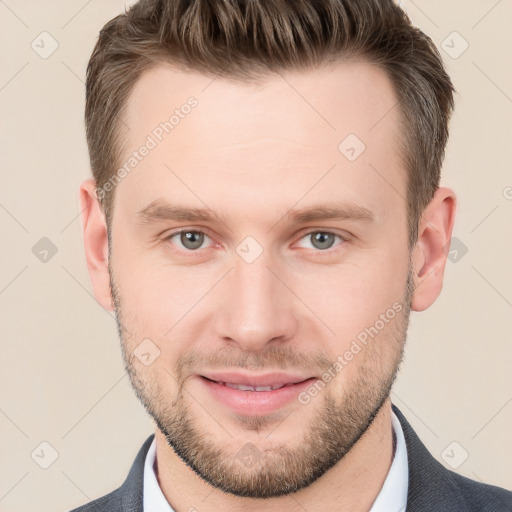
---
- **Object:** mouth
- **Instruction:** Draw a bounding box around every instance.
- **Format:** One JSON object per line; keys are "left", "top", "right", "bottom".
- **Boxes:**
{"left": 201, "top": 376, "right": 303, "bottom": 392}
{"left": 198, "top": 375, "right": 318, "bottom": 416}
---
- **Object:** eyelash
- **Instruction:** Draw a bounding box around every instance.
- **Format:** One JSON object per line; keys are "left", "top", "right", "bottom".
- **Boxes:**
{"left": 162, "top": 228, "right": 347, "bottom": 254}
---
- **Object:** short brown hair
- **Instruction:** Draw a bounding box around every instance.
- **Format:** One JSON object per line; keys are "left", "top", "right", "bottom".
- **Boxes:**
{"left": 85, "top": 0, "right": 454, "bottom": 247}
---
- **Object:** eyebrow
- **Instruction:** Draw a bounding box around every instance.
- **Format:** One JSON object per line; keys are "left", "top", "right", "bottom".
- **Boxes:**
{"left": 136, "top": 201, "right": 222, "bottom": 224}
{"left": 284, "top": 203, "right": 374, "bottom": 224}
{"left": 136, "top": 200, "right": 375, "bottom": 226}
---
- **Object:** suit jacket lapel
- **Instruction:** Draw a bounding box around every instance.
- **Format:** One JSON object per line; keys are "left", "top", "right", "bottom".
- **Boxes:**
{"left": 392, "top": 403, "right": 469, "bottom": 511}
{"left": 116, "top": 434, "right": 154, "bottom": 512}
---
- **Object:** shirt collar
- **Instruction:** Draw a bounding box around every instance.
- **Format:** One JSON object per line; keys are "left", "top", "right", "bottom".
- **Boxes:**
{"left": 368, "top": 408, "right": 409, "bottom": 512}
{"left": 143, "top": 435, "right": 176, "bottom": 511}
{"left": 143, "top": 410, "right": 408, "bottom": 512}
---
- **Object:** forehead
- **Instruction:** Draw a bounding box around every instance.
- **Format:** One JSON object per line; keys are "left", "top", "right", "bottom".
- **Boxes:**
{"left": 124, "top": 59, "right": 400, "bottom": 145}
{"left": 115, "top": 60, "right": 405, "bottom": 224}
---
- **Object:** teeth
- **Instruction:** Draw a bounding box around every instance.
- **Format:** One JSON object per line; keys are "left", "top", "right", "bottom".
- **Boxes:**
{"left": 221, "top": 382, "right": 286, "bottom": 391}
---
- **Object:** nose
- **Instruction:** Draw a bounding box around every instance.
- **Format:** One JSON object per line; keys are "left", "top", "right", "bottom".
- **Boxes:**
{"left": 213, "top": 250, "right": 298, "bottom": 352}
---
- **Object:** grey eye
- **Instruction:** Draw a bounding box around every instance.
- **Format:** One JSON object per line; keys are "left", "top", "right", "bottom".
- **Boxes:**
{"left": 179, "top": 231, "right": 205, "bottom": 250}
{"left": 309, "top": 232, "right": 337, "bottom": 250}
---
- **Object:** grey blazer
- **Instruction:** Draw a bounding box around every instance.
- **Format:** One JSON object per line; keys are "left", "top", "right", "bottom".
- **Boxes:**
{"left": 69, "top": 404, "right": 512, "bottom": 511}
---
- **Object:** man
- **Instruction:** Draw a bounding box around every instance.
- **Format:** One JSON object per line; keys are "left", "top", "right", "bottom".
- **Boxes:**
{"left": 72, "top": 0, "right": 512, "bottom": 511}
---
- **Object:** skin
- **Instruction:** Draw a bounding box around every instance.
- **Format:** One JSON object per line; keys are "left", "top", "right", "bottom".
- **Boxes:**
{"left": 80, "top": 60, "right": 456, "bottom": 511}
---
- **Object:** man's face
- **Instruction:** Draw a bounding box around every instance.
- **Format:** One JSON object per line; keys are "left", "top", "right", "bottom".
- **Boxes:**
{"left": 109, "top": 60, "right": 413, "bottom": 498}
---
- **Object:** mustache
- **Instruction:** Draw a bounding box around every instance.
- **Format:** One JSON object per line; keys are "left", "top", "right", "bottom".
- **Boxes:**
{"left": 168, "top": 345, "right": 333, "bottom": 403}
{"left": 174, "top": 345, "right": 334, "bottom": 380}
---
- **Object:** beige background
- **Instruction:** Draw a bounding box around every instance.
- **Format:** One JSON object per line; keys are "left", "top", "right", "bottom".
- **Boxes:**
{"left": 0, "top": 1, "right": 511, "bottom": 511}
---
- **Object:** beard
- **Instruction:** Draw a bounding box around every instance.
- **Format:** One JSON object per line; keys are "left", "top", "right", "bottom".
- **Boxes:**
{"left": 110, "top": 257, "right": 414, "bottom": 499}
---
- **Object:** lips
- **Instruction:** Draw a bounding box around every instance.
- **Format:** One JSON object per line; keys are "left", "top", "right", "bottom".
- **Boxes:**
{"left": 199, "top": 371, "right": 312, "bottom": 389}
{"left": 206, "top": 380, "right": 291, "bottom": 391}
{"left": 199, "top": 374, "right": 318, "bottom": 415}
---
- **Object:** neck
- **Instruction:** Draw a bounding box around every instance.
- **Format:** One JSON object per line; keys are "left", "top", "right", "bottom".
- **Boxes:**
{"left": 154, "top": 398, "right": 395, "bottom": 512}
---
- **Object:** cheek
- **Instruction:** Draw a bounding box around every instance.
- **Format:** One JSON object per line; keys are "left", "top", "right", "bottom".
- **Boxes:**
{"left": 111, "top": 244, "right": 219, "bottom": 344}
{"left": 294, "top": 253, "right": 407, "bottom": 338}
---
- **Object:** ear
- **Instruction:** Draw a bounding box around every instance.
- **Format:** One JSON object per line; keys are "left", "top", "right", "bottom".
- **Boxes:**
{"left": 79, "top": 178, "right": 114, "bottom": 311}
{"left": 411, "top": 187, "right": 457, "bottom": 312}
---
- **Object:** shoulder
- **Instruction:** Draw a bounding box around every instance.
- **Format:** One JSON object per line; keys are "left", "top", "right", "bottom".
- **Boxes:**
{"left": 392, "top": 403, "right": 512, "bottom": 511}
{"left": 448, "top": 470, "right": 512, "bottom": 511}
{"left": 68, "top": 488, "right": 122, "bottom": 512}
{"left": 67, "top": 434, "right": 154, "bottom": 512}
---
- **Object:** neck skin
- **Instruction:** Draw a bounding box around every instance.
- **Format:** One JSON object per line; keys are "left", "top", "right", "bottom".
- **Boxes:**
{"left": 153, "top": 398, "right": 395, "bottom": 512}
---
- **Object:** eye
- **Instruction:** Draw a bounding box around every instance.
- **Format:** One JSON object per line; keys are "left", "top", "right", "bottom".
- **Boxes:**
{"left": 165, "top": 230, "right": 212, "bottom": 251}
{"left": 296, "top": 231, "right": 344, "bottom": 251}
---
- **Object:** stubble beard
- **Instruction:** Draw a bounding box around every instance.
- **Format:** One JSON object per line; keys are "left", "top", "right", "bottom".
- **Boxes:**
{"left": 110, "top": 259, "right": 414, "bottom": 498}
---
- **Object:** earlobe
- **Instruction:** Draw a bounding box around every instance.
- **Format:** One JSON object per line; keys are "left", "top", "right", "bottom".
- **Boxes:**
{"left": 79, "top": 178, "right": 114, "bottom": 311}
{"left": 411, "top": 187, "right": 457, "bottom": 312}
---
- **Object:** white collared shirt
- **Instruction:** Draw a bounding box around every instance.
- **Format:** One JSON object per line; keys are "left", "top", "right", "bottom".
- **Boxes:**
{"left": 143, "top": 410, "right": 409, "bottom": 511}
